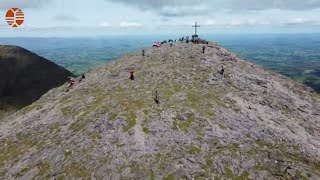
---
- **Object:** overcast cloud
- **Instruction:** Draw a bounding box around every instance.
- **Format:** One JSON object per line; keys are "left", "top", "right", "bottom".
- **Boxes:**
{"left": 107, "top": 0, "right": 320, "bottom": 16}
{"left": 0, "top": 0, "right": 319, "bottom": 36}
{"left": 0, "top": 0, "right": 52, "bottom": 9}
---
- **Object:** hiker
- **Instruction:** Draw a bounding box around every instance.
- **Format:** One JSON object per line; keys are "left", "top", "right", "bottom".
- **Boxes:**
{"left": 202, "top": 46, "right": 206, "bottom": 53}
{"left": 154, "top": 91, "right": 160, "bottom": 104}
{"left": 153, "top": 42, "right": 161, "bottom": 48}
{"left": 67, "top": 77, "right": 75, "bottom": 87}
{"left": 220, "top": 66, "right": 225, "bottom": 77}
{"left": 170, "top": 42, "right": 173, "bottom": 47}
{"left": 130, "top": 69, "right": 135, "bottom": 80}
{"left": 79, "top": 74, "right": 86, "bottom": 82}
{"left": 66, "top": 77, "right": 75, "bottom": 92}
{"left": 142, "top": 49, "right": 145, "bottom": 56}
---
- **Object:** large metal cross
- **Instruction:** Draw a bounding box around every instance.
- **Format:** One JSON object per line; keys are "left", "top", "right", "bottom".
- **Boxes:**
{"left": 192, "top": 22, "right": 200, "bottom": 36}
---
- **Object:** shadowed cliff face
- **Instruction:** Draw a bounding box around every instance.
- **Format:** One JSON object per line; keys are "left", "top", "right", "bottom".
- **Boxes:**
{"left": 0, "top": 43, "right": 320, "bottom": 179}
{"left": 0, "top": 45, "right": 74, "bottom": 118}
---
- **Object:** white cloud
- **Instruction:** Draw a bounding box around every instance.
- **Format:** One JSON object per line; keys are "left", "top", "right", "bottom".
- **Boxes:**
{"left": 0, "top": 0, "right": 52, "bottom": 9}
{"left": 53, "top": 14, "right": 79, "bottom": 22}
{"left": 119, "top": 22, "right": 143, "bottom": 28}
{"left": 106, "top": 0, "right": 320, "bottom": 17}
{"left": 284, "top": 17, "right": 320, "bottom": 26}
{"left": 100, "top": 22, "right": 111, "bottom": 27}
{"left": 204, "top": 20, "right": 217, "bottom": 26}
{"left": 202, "top": 18, "right": 273, "bottom": 27}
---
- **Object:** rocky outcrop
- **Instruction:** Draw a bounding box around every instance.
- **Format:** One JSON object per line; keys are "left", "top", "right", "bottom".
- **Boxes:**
{"left": 0, "top": 43, "right": 319, "bottom": 179}
{"left": 0, "top": 45, "right": 73, "bottom": 118}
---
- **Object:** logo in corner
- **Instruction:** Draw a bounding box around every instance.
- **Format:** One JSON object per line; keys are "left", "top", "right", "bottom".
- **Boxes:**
{"left": 6, "top": 8, "right": 24, "bottom": 28}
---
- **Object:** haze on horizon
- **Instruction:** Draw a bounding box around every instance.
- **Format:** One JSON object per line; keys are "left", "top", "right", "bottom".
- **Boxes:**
{"left": 0, "top": 0, "right": 320, "bottom": 37}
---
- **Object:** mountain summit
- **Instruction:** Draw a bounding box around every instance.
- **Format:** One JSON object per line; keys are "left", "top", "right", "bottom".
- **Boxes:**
{"left": 0, "top": 45, "right": 73, "bottom": 118}
{"left": 0, "top": 43, "right": 319, "bottom": 179}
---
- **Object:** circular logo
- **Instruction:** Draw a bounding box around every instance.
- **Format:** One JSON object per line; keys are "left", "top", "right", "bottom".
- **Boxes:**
{"left": 6, "top": 8, "right": 24, "bottom": 28}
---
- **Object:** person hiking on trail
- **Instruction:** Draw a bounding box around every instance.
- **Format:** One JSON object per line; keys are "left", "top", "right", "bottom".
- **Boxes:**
{"left": 220, "top": 66, "right": 225, "bottom": 77}
{"left": 202, "top": 46, "right": 206, "bottom": 53}
{"left": 79, "top": 74, "right": 86, "bottom": 82}
{"left": 154, "top": 91, "right": 160, "bottom": 104}
{"left": 66, "top": 77, "right": 75, "bottom": 92}
{"left": 130, "top": 69, "right": 135, "bottom": 80}
{"left": 67, "top": 77, "right": 75, "bottom": 87}
{"left": 142, "top": 49, "right": 145, "bottom": 56}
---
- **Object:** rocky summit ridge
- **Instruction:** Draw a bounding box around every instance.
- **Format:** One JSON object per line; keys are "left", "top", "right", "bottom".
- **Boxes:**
{"left": 0, "top": 42, "right": 320, "bottom": 179}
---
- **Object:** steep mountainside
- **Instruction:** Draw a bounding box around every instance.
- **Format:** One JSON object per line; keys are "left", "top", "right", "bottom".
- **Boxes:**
{"left": 0, "top": 45, "right": 73, "bottom": 118}
{"left": 0, "top": 43, "right": 320, "bottom": 179}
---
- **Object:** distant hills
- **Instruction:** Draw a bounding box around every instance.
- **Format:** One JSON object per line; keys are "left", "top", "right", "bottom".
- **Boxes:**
{"left": 0, "top": 45, "right": 73, "bottom": 118}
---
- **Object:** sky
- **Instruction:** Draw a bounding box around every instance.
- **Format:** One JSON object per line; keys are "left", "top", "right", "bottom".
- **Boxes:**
{"left": 0, "top": 0, "right": 320, "bottom": 37}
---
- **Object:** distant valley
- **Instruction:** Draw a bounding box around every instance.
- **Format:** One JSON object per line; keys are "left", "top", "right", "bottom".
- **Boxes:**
{"left": 0, "top": 34, "right": 319, "bottom": 92}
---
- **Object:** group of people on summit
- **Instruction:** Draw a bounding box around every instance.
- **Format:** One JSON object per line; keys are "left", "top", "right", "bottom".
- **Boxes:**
{"left": 152, "top": 35, "right": 209, "bottom": 48}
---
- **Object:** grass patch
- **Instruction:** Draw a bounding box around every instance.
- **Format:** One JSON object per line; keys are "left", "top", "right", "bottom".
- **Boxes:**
{"left": 150, "top": 169, "right": 156, "bottom": 180}
{"left": 0, "top": 171, "right": 6, "bottom": 177}
{"left": 216, "top": 100, "right": 227, "bottom": 108}
{"left": 64, "top": 150, "right": 72, "bottom": 159}
{"left": 129, "top": 161, "right": 139, "bottom": 172}
{"left": 230, "top": 143, "right": 240, "bottom": 158}
{"left": 79, "top": 110, "right": 90, "bottom": 119}
{"left": 193, "top": 127, "right": 203, "bottom": 137}
{"left": 143, "top": 127, "right": 150, "bottom": 134}
{"left": 14, "top": 166, "right": 32, "bottom": 178}
{"left": 50, "top": 123, "right": 62, "bottom": 133}
{"left": 90, "top": 132, "right": 102, "bottom": 142}
{"left": 0, "top": 136, "right": 44, "bottom": 169}
{"left": 64, "top": 162, "right": 89, "bottom": 178}
{"left": 117, "top": 165, "right": 124, "bottom": 174}
{"left": 70, "top": 120, "right": 87, "bottom": 132}
{"left": 225, "top": 166, "right": 233, "bottom": 178}
{"left": 295, "top": 170, "right": 307, "bottom": 180}
{"left": 173, "top": 83, "right": 181, "bottom": 92}
{"left": 256, "top": 140, "right": 266, "bottom": 148}
{"left": 61, "top": 107, "right": 71, "bottom": 117}
{"left": 219, "top": 123, "right": 226, "bottom": 130}
{"left": 116, "top": 143, "right": 126, "bottom": 148}
{"left": 123, "top": 112, "right": 137, "bottom": 131}
{"left": 21, "top": 104, "right": 43, "bottom": 115}
{"left": 173, "top": 113, "right": 196, "bottom": 134}
{"left": 109, "top": 113, "right": 118, "bottom": 120}
{"left": 165, "top": 90, "right": 175, "bottom": 97}
{"left": 163, "top": 174, "right": 175, "bottom": 180}
{"left": 234, "top": 171, "right": 250, "bottom": 180}
{"left": 37, "top": 161, "right": 50, "bottom": 177}
{"left": 188, "top": 146, "right": 201, "bottom": 155}
{"left": 105, "top": 169, "right": 112, "bottom": 174}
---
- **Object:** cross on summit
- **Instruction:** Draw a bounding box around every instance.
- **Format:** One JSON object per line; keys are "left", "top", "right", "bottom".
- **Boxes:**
{"left": 192, "top": 22, "right": 200, "bottom": 36}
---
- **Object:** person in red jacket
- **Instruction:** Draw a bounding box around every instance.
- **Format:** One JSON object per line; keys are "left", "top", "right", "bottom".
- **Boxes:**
{"left": 130, "top": 69, "right": 134, "bottom": 80}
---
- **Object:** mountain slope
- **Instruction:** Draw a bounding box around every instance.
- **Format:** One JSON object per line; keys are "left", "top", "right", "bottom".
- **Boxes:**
{"left": 0, "top": 43, "right": 320, "bottom": 179}
{"left": 0, "top": 45, "right": 73, "bottom": 118}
